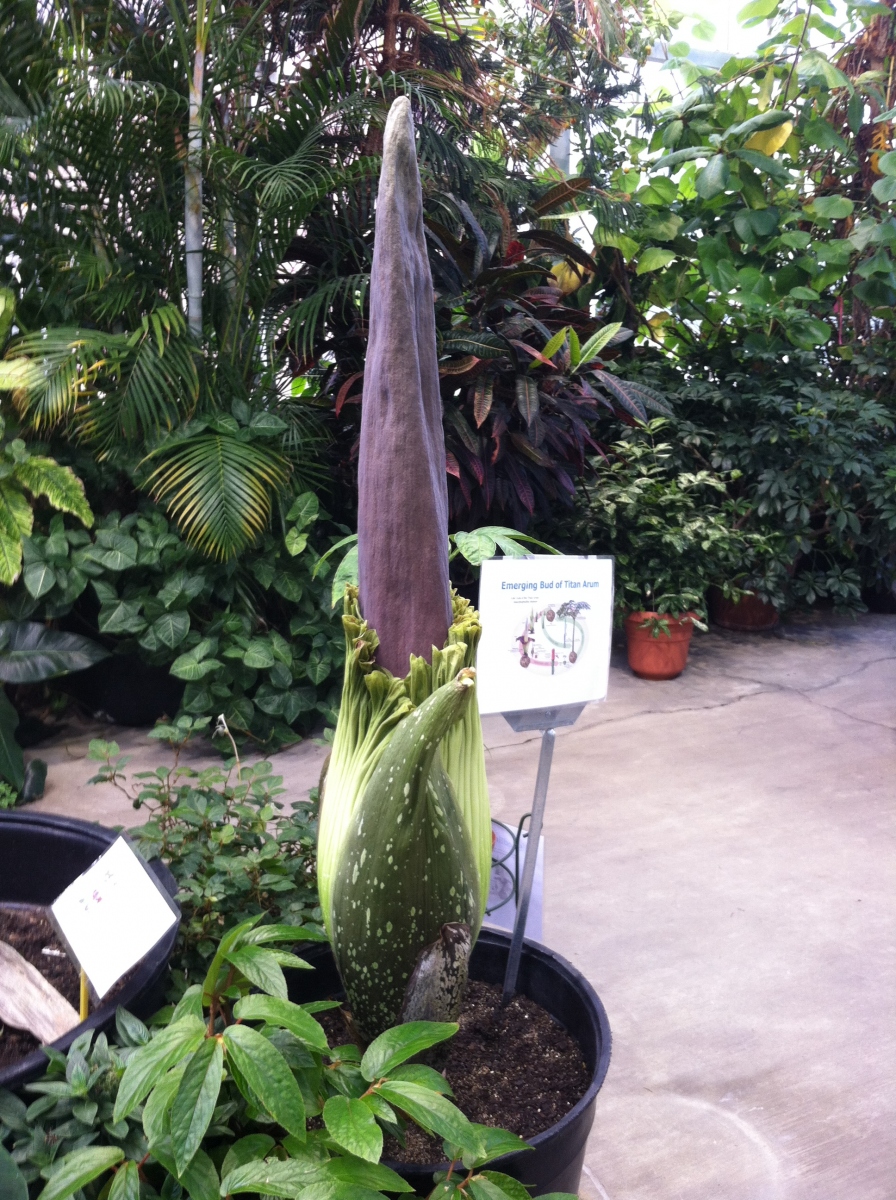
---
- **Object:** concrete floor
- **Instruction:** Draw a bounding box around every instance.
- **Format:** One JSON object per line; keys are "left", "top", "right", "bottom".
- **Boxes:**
{"left": 24, "top": 613, "right": 896, "bottom": 1200}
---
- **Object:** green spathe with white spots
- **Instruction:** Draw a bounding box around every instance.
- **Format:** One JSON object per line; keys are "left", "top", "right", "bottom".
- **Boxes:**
{"left": 330, "top": 669, "right": 481, "bottom": 1041}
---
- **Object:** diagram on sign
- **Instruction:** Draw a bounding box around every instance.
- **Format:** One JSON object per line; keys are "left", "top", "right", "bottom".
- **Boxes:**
{"left": 513, "top": 600, "right": 591, "bottom": 673}
{"left": 477, "top": 555, "right": 613, "bottom": 715}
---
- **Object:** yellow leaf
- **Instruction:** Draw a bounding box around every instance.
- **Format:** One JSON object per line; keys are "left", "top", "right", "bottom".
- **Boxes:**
{"left": 550, "top": 260, "right": 591, "bottom": 295}
{"left": 745, "top": 121, "right": 793, "bottom": 156}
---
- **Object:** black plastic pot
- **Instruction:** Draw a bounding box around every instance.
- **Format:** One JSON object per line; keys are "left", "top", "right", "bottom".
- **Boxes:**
{"left": 0, "top": 810, "right": 179, "bottom": 1092}
{"left": 285, "top": 927, "right": 611, "bottom": 1197}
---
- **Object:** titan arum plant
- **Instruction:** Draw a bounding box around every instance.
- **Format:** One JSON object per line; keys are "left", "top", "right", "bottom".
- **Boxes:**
{"left": 318, "top": 97, "right": 492, "bottom": 1042}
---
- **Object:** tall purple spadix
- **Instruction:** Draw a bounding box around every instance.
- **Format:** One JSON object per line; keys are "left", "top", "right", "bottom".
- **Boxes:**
{"left": 357, "top": 96, "right": 452, "bottom": 677}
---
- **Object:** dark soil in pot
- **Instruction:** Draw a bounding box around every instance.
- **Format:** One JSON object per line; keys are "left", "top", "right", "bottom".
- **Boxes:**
{"left": 0, "top": 811, "right": 179, "bottom": 1091}
{"left": 319, "top": 978, "right": 590, "bottom": 1164}
{"left": 0, "top": 905, "right": 137, "bottom": 1071}
{"left": 286, "top": 928, "right": 611, "bottom": 1197}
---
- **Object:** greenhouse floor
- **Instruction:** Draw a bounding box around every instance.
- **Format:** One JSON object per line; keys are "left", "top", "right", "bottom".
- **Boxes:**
{"left": 27, "top": 612, "right": 896, "bottom": 1200}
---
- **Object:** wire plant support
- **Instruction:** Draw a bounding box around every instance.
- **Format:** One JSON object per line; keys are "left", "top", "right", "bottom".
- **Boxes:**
{"left": 499, "top": 703, "right": 585, "bottom": 1002}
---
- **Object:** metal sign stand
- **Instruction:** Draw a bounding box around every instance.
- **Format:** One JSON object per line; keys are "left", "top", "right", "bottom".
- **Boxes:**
{"left": 500, "top": 703, "right": 585, "bottom": 1002}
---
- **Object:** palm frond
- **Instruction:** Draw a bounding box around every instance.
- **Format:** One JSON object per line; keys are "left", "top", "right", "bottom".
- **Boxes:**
{"left": 2, "top": 328, "right": 118, "bottom": 429}
{"left": 144, "top": 432, "right": 291, "bottom": 559}
{"left": 281, "top": 273, "right": 370, "bottom": 360}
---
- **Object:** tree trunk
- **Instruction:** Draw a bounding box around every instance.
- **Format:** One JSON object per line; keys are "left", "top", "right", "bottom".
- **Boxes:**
{"left": 185, "top": 43, "right": 205, "bottom": 337}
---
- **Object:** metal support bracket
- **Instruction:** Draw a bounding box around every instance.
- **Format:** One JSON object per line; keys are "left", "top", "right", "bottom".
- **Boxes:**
{"left": 500, "top": 703, "right": 584, "bottom": 1001}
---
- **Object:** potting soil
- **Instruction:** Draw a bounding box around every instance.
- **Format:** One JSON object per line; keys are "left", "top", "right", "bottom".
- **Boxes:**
{"left": 323, "top": 979, "right": 590, "bottom": 1164}
{"left": 0, "top": 904, "right": 132, "bottom": 1070}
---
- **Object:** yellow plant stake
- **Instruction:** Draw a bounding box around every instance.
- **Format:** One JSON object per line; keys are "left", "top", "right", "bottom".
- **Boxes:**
{"left": 79, "top": 970, "right": 89, "bottom": 1022}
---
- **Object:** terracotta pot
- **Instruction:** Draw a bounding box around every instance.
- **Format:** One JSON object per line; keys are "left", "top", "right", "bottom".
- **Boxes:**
{"left": 708, "top": 586, "right": 779, "bottom": 632}
{"left": 624, "top": 611, "right": 696, "bottom": 681}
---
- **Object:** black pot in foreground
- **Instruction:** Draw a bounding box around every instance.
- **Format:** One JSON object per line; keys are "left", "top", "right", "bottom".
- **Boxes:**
{"left": 286, "top": 927, "right": 612, "bottom": 1197}
{"left": 0, "top": 810, "right": 179, "bottom": 1092}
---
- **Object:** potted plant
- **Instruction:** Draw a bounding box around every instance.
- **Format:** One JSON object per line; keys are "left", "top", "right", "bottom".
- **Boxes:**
{"left": 0, "top": 809, "right": 178, "bottom": 1091}
{"left": 575, "top": 424, "right": 757, "bottom": 679}
{"left": 309, "top": 97, "right": 610, "bottom": 1196}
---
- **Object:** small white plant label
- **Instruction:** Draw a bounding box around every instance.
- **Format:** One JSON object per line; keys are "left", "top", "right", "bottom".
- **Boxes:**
{"left": 50, "top": 837, "right": 178, "bottom": 999}
{"left": 476, "top": 555, "right": 614, "bottom": 714}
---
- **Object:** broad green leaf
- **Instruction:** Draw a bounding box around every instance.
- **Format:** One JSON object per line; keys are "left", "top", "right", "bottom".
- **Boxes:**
{"left": 478, "top": 1172, "right": 532, "bottom": 1200}
{"left": 113, "top": 1016, "right": 206, "bottom": 1121}
{"left": 878, "top": 150, "right": 896, "bottom": 177}
{"left": 361, "top": 1021, "right": 457, "bottom": 1081}
{"left": 799, "top": 51, "right": 849, "bottom": 88}
{"left": 220, "top": 1134, "right": 276, "bottom": 1181}
{"left": 577, "top": 322, "right": 623, "bottom": 364}
{"left": 171, "top": 1036, "right": 224, "bottom": 1174}
{"left": 695, "top": 155, "right": 730, "bottom": 200}
{"left": 724, "top": 110, "right": 791, "bottom": 140}
{"left": 470, "top": 1126, "right": 530, "bottom": 1165}
{"left": 376, "top": 1082, "right": 484, "bottom": 1156}
{"left": 36, "top": 1147, "right": 123, "bottom": 1200}
{"left": 221, "top": 1158, "right": 325, "bottom": 1197}
{"left": 151, "top": 1139, "right": 218, "bottom": 1200}
{"left": 98, "top": 600, "right": 147, "bottom": 635}
{"left": 469, "top": 1179, "right": 512, "bottom": 1200}
{"left": 201, "top": 915, "right": 263, "bottom": 1007}
{"left": 653, "top": 146, "right": 706, "bottom": 171}
{"left": 809, "top": 196, "right": 854, "bottom": 220}
{"left": 0, "top": 1145, "right": 27, "bottom": 1200}
{"left": 142, "top": 1061, "right": 187, "bottom": 1147}
{"left": 224, "top": 945, "right": 288, "bottom": 998}
{"left": 169, "top": 652, "right": 222, "bottom": 680}
{"left": 243, "top": 639, "right": 276, "bottom": 669}
{"left": 0, "top": 689, "right": 24, "bottom": 790}
{"left": 871, "top": 176, "right": 896, "bottom": 203}
{"left": 223, "top": 1023, "right": 306, "bottom": 1136}
{"left": 331, "top": 543, "right": 359, "bottom": 609}
{"left": 567, "top": 327, "right": 581, "bottom": 367}
{"left": 453, "top": 529, "right": 497, "bottom": 566}
{"left": 441, "top": 331, "right": 510, "bottom": 359}
{"left": 285, "top": 528, "right": 308, "bottom": 557}
{"left": 23, "top": 562, "right": 55, "bottom": 599}
{"left": 151, "top": 610, "right": 190, "bottom": 650}
{"left": 737, "top": 0, "right": 778, "bottom": 19}
{"left": 0, "top": 527, "right": 23, "bottom": 586}
{"left": 325, "top": 1156, "right": 415, "bottom": 1192}
{"left": 323, "top": 1095, "right": 383, "bottom": 1162}
{"left": 540, "top": 327, "right": 568, "bottom": 361}
{"left": 108, "top": 1160, "right": 140, "bottom": 1200}
{"left": 232, "top": 994, "right": 327, "bottom": 1048}
{"left": 241, "top": 923, "right": 327, "bottom": 946}
{"left": 388, "top": 1063, "right": 454, "bottom": 1093}
{"left": 286, "top": 491, "right": 319, "bottom": 527}
{"left": 636, "top": 248, "right": 676, "bottom": 275}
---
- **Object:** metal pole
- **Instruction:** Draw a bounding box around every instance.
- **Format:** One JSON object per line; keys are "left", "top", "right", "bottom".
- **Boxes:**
{"left": 502, "top": 727, "right": 555, "bottom": 1001}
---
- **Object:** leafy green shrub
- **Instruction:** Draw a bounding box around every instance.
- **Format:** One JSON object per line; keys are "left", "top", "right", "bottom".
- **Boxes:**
{"left": 0, "top": 921, "right": 570, "bottom": 1200}
{"left": 86, "top": 729, "right": 321, "bottom": 987}
{"left": 572, "top": 420, "right": 783, "bottom": 617}
{"left": 621, "top": 356, "right": 896, "bottom": 609}
{"left": 5, "top": 501, "right": 343, "bottom": 748}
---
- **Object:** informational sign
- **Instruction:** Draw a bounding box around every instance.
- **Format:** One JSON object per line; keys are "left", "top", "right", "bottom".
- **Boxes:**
{"left": 476, "top": 555, "right": 614, "bottom": 715}
{"left": 50, "top": 837, "right": 179, "bottom": 999}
